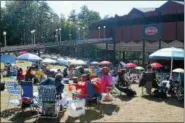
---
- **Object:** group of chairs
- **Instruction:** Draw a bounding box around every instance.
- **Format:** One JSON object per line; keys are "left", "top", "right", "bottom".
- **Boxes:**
{"left": 5, "top": 81, "right": 62, "bottom": 121}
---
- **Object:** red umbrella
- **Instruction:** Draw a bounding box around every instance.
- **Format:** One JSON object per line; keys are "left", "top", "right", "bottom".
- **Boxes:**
{"left": 150, "top": 62, "right": 163, "bottom": 68}
{"left": 19, "top": 50, "right": 28, "bottom": 54}
{"left": 125, "top": 63, "right": 137, "bottom": 68}
{"left": 99, "top": 61, "right": 112, "bottom": 65}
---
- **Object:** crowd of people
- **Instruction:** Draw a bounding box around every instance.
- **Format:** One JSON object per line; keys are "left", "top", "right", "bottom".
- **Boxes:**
{"left": 1, "top": 60, "right": 184, "bottom": 102}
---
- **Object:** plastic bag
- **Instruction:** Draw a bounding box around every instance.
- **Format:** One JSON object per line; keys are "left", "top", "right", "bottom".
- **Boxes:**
{"left": 102, "top": 93, "right": 113, "bottom": 102}
{"left": 67, "top": 99, "right": 85, "bottom": 117}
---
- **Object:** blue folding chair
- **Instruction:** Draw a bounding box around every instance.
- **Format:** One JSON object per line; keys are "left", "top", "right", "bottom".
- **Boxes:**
{"left": 6, "top": 82, "right": 21, "bottom": 108}
{"left": 20, "top": 81, "right": 34, "bottom": 111}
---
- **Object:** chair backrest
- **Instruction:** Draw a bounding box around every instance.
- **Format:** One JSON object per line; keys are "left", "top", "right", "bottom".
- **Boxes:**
{"left": 143, "top": 72, "right": 155, "bottom": 82}
{"left": 87, "top": 81, "right": 95, "bottom": 98}
{"left": 6, "top": 82, "right": 21, "bottom": 96}
{"left": 38, "top": 85, "right": 56, "bottom": 102}
{"left": 21, "top": 81, "right": 33, "bottom": 98}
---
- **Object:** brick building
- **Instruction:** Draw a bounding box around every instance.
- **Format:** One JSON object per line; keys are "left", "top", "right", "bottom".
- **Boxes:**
{"left": 88, "top": 0, "right": 184, "bottom": 64}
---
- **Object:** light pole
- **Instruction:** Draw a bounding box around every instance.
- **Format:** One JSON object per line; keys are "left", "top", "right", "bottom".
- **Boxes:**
{"left": 59, "top": 28, "right": 61, "bottom": 41}
{"left": 69, "top": 34, "right": 72, "bottom": 41}
{"left": 78, "top": 28, "right": 81, "bottom": 40}
{"left": 103, "top": 26, "right": 106, "bottom": 38}
{"left": 55, "top": 29, "right": 58, "bottom": 41}
{"left": 104, "top": 25, "right": 108, "bottom": 59}
{"left": 82, "top": 27, "right": 85, "bottom": 40}
{"left": 98, "top": 26, "right": 101, "bottom": 38}
{"left": 31, "top": 30, "right": 36, "bottom": 44}
{"left": 3, "top": 31, "right": 7, "bottom": 47}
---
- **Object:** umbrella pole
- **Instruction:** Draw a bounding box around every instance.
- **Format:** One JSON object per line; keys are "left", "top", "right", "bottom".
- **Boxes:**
{"left": 170, "top": 58, "right": 173, "bottom": 79}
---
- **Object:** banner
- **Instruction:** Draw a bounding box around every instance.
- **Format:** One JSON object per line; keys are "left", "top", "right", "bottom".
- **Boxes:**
{"left": 142, "top": 24, "right": 161, "bottom": 40}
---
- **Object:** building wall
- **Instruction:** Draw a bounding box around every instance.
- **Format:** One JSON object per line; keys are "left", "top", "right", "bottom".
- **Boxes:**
{"left": 88, "top": 1, "right": 184, "bottom": 53}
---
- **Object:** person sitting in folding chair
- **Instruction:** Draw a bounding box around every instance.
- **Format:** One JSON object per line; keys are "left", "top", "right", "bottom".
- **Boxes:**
{"left": 139, "top": 65, "right": 158, "bottom": 96}
{"left": 75, "top": 74, "right": 102, "bottom": 101}
{"left": 40, "top": 73, "right": 64, "bottom": 100}
{"left": 99, "top": 67, "right": 113, "bottom": 93}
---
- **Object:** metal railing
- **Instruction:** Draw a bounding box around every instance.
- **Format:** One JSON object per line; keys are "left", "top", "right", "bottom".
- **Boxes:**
{"left": 0, "top": 38, "right": 113, "bottom": 53}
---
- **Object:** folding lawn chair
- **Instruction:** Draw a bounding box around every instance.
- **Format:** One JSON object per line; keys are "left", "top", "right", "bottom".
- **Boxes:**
{"left": 36, "top": 85, "right": 60, "bottom": 119}
{"left": 139, "top": 72, "right": 158, "bottom": 96}
{"left": 20, "top": 81, "right": 35, "bottom": 111}
{"left": 6, "top": 82, "right": 21, "bottom": 108}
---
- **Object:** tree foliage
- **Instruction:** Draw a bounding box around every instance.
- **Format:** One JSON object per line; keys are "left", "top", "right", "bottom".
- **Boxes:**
{"left": 1, "top": 1, "right": 113, "bottom": 60}
{"left": 1, "top": 2, "right": 101, "bottom": 45}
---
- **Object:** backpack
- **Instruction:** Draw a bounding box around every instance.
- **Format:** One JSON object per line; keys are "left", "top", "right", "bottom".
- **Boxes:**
{"left": 122, "top": 88, "right": 136, "bottom": 97}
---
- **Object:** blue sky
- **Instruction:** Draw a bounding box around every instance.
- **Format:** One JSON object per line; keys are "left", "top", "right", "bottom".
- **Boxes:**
{"left": 1, "top": 1, "right": 167, "bottom": 18}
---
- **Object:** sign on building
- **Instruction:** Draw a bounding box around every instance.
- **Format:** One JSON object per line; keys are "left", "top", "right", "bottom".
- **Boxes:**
{"left": 142, "top": 24, "right": 161, "bottom": 40}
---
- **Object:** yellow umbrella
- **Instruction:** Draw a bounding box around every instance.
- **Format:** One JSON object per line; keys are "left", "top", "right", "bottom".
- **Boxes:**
{"left": 135, "top": 66, "right": 145, "bottom": 70}
{"left": 172, "top": 68, "right": 184, "bottom": 73}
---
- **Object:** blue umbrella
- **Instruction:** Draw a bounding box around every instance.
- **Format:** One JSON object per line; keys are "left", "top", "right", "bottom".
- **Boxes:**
{"left": 149, "top": 47, "right": 184, "bottom": 78}
{"left": 90, "top": 61, "right": 99, "bottom": 65}
{"left": 56, "top": 58, "right": 69, "bottom": 66}
{"left": 149, "top": 47, "right": 184, "bottom": 60}
{"left": 17, "top": 53, "right": 42, "bottom": 62}
{"left": 0, "top": 54, "right": 16, "bottom": 64}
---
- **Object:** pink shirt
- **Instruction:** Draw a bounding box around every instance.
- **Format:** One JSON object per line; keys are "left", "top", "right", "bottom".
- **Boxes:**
{"left": 99, "top": 74, "right": 112, "bottom": 93}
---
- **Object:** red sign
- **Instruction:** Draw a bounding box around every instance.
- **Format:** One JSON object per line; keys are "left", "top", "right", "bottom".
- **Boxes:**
{"left": 145, "top": 26, "right": 158, "bottom": 36}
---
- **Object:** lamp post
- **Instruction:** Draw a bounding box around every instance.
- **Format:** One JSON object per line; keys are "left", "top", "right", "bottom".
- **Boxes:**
{"left": 3, "top": 31, "right": 7, "bottom": 46}
{"left": 55, "top": 29, "right": 58, "bottom": 41}
{"left": 31, "top": 30, "right": 36, "bottom": 44}
{"left": 104, "top": 26, "right": 108, "bottom": 58}
{"left": 69, "top": 34, "right": 72, "bottom": 41}
{"left": 59, "top": 28, "right": 61, "bottom": 41}
{"left": 78, "top": 28, "right": 81, "bottom": 40}
{"left": 98, "top": 26, "right": 101, "bottom": 38}
{"left": 82, "top": 27, "right": 85, "bottom": 40}
{"left": 103, "top": 26, "right": 106, "bottom": 38}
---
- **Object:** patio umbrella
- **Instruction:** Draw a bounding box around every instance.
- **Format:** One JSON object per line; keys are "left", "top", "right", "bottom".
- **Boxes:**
{"left": 41, "top": 58, "right": 56, "bottom": 64}
{"left": 150, "top": 62, "right": 163, "bottom": 69}
{"left": 0, "top": 54, "right": 16, "bottom": 64}
{"left": 90, "top": 61, "right": 99, "bottom": 65}
{"left": 149, "top": 47, "right": 184, "bottom": 78}
{"left": 125, "top": 63, "right": 136, "bottom": 68}
{"left": 76, "top": 60, "right": 87, "bottom": 65}
{"left": 135, "top": 66, "right": 144, "bottom": 70}
{"left": 120, "top": 61, "right": 126, "bottom": 67}
{"left": 56, "top": 58, "right": 69, "bottom": 66}
{"left": 52, "top": 56, "right": 58, "bottom": 60}
{"left": 19, "top": 50, "right": 28, "bottom": 54}
{"left": 17, "top": 53, "right": 42, "bottom": 62}
{"left": 99, "top": 61, "right": 112, "bottom": 65}
{"left": 173, "top": 68, "right": 184, "bottom": 73}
